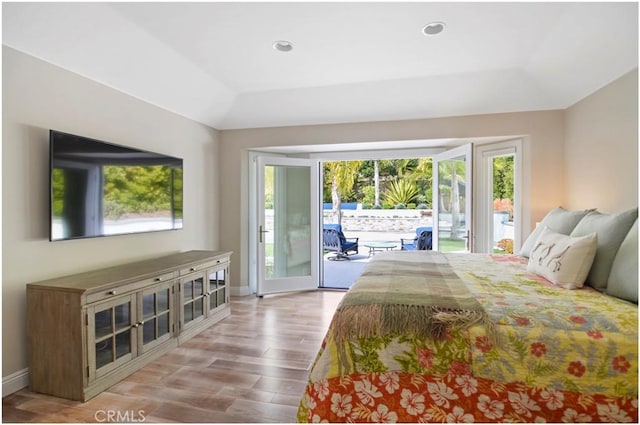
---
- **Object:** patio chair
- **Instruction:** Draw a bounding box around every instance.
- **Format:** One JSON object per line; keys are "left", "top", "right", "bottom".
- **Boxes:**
{"left": 323, "top": 224, "right": 359, "bottom": 260}
{"left": 401, "top": 226, "right": 433, "bottom": 251}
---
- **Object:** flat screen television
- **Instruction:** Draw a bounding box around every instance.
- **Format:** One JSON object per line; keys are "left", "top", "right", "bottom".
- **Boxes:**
{"left": 50, "top": 130, "right": 183, "bottom": 241}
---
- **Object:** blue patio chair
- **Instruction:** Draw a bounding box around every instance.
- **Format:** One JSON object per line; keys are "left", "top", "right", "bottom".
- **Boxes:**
{"left": 401, "top": 226, "right": 432, "bottom": 250}
{"left": 323, "top": 224, "right": 359, "bottom": 260}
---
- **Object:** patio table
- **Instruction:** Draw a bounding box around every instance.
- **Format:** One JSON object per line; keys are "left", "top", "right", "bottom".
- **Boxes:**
{"left": 363, "top": 241, "right": 397, "bottom": 256}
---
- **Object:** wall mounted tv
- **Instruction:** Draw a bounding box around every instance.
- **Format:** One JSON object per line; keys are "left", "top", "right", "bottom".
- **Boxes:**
{"left": 50, "top": 130, "right": 183, "bottom": 241}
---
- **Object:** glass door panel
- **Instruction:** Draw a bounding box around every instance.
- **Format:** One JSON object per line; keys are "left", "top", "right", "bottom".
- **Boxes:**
{"left": 114, "top": 304, "right": 130, "bottom": 330}
{"left": 114, "top": 331, "right": 131, "bottom": 359}
{"left": 182, "top": 276, "right": 205, "bottom": 324}
{"left": 89, "top": 295, "right": 136, "bottom": 380}
{"left": 492, "top": 155, "right": 515, "bottom": 254}
{"left": 208, "top": 268, "right": 227, "bottom": 311}
{"left": 139, "top": 282, "right": 173, "bottom": 352}
{"left": 194, "top": 299, "right": 203, "bottom": 317}
{"left": 158, "top": 313, "right": 169, "bottom": 336}
{"left": 183, "top": 303, "right": 193, "bottom": 322}
{"left": 143, "top": 320, "right": 156, "bottom": 345}
{"left": 94, "top": 301, "right": 132, "bottom": 368}
{"left": 257, "top": 157, "right": 319, "bottom": 296}
{"left": 94, "top": 309, "right": 112, "bottom": 340}
{"left": 433, "top": 144, "right": 473, "bottom": 253}
{"left": 95, "top": 339, "right": 113, "bottom": 370}
{"left": 217, "top": 268, "right": 226, "bottom": 306}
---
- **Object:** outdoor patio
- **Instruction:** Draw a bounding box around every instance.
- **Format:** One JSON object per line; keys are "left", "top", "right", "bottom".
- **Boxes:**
{"left": 322, "top": 229, "right": 414, "bottom": 289}
{"left": 321, "top": 216, "right": 515, "bottom": 289}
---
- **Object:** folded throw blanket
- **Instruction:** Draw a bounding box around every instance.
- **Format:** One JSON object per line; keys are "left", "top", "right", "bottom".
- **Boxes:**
{"left": 331, "top": 251, "right": 495, "bottom": 344}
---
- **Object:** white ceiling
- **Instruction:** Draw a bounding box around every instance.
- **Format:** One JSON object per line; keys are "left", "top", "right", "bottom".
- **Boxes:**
{"left": 3, "top": 2, "right": 638, "bottom": 130}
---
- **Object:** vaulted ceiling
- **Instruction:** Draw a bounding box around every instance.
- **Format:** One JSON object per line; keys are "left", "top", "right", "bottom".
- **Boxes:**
{"left": 3, "top": 2, "right": 638, "bottom": 130}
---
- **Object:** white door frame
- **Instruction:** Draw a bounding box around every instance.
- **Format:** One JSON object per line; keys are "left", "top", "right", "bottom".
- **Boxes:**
{"left": 473, "top": 139, "right": 524, "bottom": 253}
{"left": 432, "top": 144, "right": 473, "bottom": 252}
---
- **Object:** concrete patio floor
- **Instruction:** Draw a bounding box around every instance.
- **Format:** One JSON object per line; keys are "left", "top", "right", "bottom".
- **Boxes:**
{"left": 322, "top": 229, "right": 414, "bottom": 289}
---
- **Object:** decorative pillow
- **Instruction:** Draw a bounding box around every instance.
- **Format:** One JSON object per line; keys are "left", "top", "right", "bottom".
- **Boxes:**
{"left": 570, "top": 207, "right": 638, "bottom": 291}
{"left": 527, "top": 226, "right": 597, "bottom": 289}
{"left": 606, "top": 219, "right": 638, "bottom": 303}
{"left": 519, "top": 207, "right": 594, "bottom": 257}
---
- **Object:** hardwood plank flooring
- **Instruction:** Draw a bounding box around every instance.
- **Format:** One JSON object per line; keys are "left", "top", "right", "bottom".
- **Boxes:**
{"left": 3, "top": 290, "right": 345, "bottom": 423}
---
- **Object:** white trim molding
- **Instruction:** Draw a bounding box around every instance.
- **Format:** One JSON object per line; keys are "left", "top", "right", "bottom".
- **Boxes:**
{"left": 3, "top": 368, "right": 29, "bottom": 397}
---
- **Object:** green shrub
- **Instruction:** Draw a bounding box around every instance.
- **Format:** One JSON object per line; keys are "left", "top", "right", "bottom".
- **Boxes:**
{"left": 407, "top": 203, "right": 416, "bottom": 209}
{"left": 382, "top": 201, "right": 394, "bottom": 209}
{"left": 361, "top": 186, "right": 376, "bottom": 207}
{"left": 395, "top": 203, "right": 406, "bottom": 209}
{"left": 417, "top": 203, "right": 428, "bottom": 209}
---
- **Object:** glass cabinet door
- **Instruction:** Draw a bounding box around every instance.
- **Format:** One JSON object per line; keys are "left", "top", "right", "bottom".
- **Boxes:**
{"left": 181, "top": 274, "right": 206, "bottom": 328}
{"left": 89, "top": 295, "right": 136, "bottom": 380}
{"left": 139, "top": 281, "right": 174, "bottom": 353}
{"left": 207, "top": 266, "right": 227, "bottom": 312}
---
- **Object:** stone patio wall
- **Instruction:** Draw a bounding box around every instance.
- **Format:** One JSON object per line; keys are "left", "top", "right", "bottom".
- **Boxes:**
{"left": 323, "top": 209, "right": 434, "bottom": 233}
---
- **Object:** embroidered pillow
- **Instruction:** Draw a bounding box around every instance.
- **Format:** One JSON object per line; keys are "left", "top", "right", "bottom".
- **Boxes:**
{"left": 527, "top": 226, "right": 598, "bottom": 289}
{"left": 519, "top": 207, "right": 594, "bottom": 258}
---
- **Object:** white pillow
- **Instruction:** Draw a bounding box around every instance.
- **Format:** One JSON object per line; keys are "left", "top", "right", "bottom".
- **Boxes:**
{"left": 527, "top": 226, "right": 598, "bottom": 289}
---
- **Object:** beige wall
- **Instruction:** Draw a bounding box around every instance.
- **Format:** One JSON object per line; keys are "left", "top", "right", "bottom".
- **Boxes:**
{"left": 2, "top": 47, "right": 220, "bottom": 380}
{"left": 220, "top": 111, "right": 567, "bottom": 293}
{"left": 565, "top": 69, "right": 638, "bottom": 213}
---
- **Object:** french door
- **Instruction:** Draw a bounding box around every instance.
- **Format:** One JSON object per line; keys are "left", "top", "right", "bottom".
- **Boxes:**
{"left": 474, "top": 139, "right": 522, "bottom": 253}
{"left": 256, "top": 157, "right": 319, "bottom": 296}
{"left": 432, "top": 144, "right": 473, "bottom": 252}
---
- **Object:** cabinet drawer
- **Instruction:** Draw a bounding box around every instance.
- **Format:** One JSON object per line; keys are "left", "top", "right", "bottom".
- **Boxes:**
{"left": 180, "top": 258, "right": 228, "bottom": 276}
{"left": 86, "top": 271, "right": 176, "bottom": 304}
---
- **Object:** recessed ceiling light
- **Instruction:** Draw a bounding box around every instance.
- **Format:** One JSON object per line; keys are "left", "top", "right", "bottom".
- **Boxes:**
{"left": 273, "top": 40, "right": 293, "bottom": 52}
{"left": 422, "top": 21, "right": 446, "bottom": 36}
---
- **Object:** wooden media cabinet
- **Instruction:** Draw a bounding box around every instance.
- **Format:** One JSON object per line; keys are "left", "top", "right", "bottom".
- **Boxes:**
{"left": 27, "top": 250, "right": 232, "bottom": 401}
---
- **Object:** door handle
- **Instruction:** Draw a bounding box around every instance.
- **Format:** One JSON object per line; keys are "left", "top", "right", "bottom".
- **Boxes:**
{"left": 462, "top": 230, "right": 470, "bottom": 251}
{"left": 259, "top": 225, "right": 269, "bottom": 243}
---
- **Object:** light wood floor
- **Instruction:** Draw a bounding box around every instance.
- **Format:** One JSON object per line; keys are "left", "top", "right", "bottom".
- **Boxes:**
{"left": 3, "top": 290, "right": 345, "bottom": 423}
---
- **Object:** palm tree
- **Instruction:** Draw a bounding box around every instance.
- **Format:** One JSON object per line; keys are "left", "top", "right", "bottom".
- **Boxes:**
{"left": 391, "top": 159, "right": 414, "bottom": 178}
{"left": 414, "top": 157, "right": 432, "bottom": 178}
{"left": 411, "top": 158, "right": 433, "bottom": 207}
{"left": 325, "top": 160, "right": 362, "bottom": 225}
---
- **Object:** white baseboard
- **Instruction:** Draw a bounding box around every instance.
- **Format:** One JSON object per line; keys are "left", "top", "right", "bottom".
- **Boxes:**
{"left": 230, "top": 285, "right": 252, "bottom": 296}
{"left": 3, "top": 368, "right": 29, "bottom": 397}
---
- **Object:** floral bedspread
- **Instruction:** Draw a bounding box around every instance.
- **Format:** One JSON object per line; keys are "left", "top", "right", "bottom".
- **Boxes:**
{"left": 297, "top": 253, "right": 638, "bottom": 423}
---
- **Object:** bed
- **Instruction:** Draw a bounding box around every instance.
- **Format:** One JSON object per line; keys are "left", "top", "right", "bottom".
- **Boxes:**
{"left": 297, "top": 242, "right": 638, "bottom": 422}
